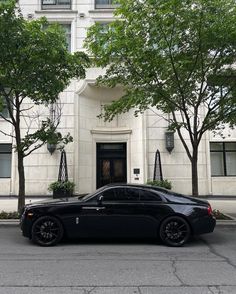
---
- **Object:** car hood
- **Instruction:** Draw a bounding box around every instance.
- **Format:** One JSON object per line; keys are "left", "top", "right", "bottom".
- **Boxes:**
{"left": 24, "top": 197, "right": 80, "bottom": 209}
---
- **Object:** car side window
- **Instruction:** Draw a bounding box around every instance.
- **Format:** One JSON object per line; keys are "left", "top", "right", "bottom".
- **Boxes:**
{"left": 115, "top": 188, "right": 140, "bottom": 201}
{"left": 102, "top": 189, "right": 116, "bottom": 201}
{"left": 125, "top": 188, "right": 140, "bottom": 201}
{"left": 140, "top": 190, "right": 162, "bottom": 202}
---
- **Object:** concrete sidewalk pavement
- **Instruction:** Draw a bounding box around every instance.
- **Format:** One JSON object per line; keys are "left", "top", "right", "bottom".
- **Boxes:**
{"left": 0, "top": 197, "right": 46, "bottom": 213}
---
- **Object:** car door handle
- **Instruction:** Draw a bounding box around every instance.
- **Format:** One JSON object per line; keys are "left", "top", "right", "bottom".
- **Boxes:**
{"left": 81, "top": 207, "right": 106, "bottom": 210}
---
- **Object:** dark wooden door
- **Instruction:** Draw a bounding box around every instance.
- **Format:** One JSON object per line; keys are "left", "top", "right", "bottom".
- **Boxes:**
{"left": 97, "top": 143, "right": 127, "bottom": 188}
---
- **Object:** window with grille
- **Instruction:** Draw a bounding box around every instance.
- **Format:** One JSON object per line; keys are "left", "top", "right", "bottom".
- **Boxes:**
{"left": 0, "top": 144, "right": 12, "bottom": 178}
{"left": 0, "top": 96, "right": 9, "bottom": 119}
{"left": 41, "top": 0, "right": 71, "bottom": 10}
{"left": 210, "top": 142, "right": 236, "bottom": 176}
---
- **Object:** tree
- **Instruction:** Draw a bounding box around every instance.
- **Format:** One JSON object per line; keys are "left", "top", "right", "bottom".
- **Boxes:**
{"left": 0, "top": 1, "right": 90, "bottom": 211}
{"left": 85, "top": 0, "right": 236, "bottom": 196}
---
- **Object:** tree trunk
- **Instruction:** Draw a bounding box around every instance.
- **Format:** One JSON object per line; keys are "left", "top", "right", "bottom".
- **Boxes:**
{"left": 14, "top": 98, "right": 25, "bottom": 213}
{"left": 191, "top": 147, "right": 199, "bottom": 196}
{"left": 17, "top": 151, "right": 25, "bottom": 213}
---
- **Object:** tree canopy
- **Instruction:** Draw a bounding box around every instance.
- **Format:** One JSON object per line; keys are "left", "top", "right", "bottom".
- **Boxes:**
{"left": 0, "top": 0, "right": 90, "bottom": 211}
{"left": 0, "top": 1, "right": 89, "bottom": 106}
{"left": 85, "top": 0, "right": 236, "bottom": 195}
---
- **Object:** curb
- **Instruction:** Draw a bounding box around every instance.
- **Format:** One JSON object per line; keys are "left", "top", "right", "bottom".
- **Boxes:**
{"left": 216, "top": 220, "right": 236, "bottom": 226}
{"left": 0, "top": 220, "right": 19, "bottom": 226}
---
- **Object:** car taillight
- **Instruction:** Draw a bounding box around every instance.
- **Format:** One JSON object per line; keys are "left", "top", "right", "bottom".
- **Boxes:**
{"left": 207, "top": 205, "right": 213, "bottom": 216}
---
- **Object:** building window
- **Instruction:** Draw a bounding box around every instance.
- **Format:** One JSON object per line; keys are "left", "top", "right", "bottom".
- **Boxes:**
{"left": 210, "top": 142, "right": 236, "bottom": 176}
{"left": 61, "top": 24, "right": 71, "bottom": 52}
{"left": 0, "top": 96, "right": 9, "bottom": 119}
{"left": 95, "top": 0, "right": 118, "bottom": 9}
{"left": 41, "top": 0, "right": 71, "bottom": 10}
{"left": 44, "top": 24, "right": 71, "bottom": 52}
{"left": 0, "top": 144, "right": 12, "bottom": 178}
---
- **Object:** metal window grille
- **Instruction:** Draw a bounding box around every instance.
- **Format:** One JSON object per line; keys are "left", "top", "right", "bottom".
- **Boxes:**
{"left": 42, "top": 0, "right": 71, "bottom": 10}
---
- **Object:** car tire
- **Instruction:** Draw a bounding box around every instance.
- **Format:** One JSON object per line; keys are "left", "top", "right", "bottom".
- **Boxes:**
{"left": 159, "top": 216, "right": 191, "bottom": 247}
{"left": 31, "top": 216, "right": 64, "bottom": 246}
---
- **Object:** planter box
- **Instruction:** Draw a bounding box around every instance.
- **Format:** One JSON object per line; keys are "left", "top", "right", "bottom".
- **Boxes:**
{"left": 53, "top": 188, "right": 73, "bottom": 199}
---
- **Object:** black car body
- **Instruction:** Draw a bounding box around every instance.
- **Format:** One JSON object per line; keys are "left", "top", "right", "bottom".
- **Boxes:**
{"left": 20, "top": 184, "right": 216, "bottom": 247}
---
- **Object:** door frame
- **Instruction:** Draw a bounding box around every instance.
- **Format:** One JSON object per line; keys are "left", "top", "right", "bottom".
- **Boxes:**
{"left": 91, "top": 136, "right": 131, "bottom": 192}
{"left": 90, "top": 128, "right": 132, "bottom": 192}
{"left": 96, "top": 143, "right": 127, "bottom": 188}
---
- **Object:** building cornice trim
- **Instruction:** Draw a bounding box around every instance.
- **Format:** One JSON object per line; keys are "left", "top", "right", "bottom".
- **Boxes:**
{"left": 91, "top": 128, "right": 132, "bottom": 135}
{"left": 35, "top": 10, "right": 78, "bottom": 14}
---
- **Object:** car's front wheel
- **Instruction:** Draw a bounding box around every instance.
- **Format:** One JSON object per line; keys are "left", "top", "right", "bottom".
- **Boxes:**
{"left": 31, "top": 216, "right": 64, "bottom": 246}
{"left": 159, "top": 216, "right": 191, "bottom": 247}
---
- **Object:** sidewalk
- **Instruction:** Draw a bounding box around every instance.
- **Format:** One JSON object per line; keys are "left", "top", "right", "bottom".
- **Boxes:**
{"left": 0, "top": 196, "right": 49, "bottom": 213}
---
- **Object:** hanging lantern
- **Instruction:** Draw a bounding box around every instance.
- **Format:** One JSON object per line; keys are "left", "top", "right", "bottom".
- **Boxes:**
{"left": 165, "top": 131, "right": 174, "bottom": 153}
{"left": 47, "top": 143, "right": 56, "bottom": 155}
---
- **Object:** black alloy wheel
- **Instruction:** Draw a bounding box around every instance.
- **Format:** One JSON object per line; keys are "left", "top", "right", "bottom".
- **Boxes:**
{"left": 31, "top": 216, "right": 64, "bottom": 246}
{"left": 159, "top": 216, "right": 191, "bottom": 247}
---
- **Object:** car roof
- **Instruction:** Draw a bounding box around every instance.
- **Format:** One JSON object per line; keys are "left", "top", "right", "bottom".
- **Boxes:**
{"left": 103, "top": 183, "right": 168, "bottom": 192}
{"left": 102, "top": 183, "right": 208, "bottom": 205}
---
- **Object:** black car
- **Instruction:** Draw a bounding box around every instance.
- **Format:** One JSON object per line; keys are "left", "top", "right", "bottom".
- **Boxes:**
{"left": 20, "top": 184, "right": 216, "bottom": 247}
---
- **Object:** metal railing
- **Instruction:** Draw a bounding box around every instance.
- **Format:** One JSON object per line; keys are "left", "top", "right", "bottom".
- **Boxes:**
{"left": 41, "top": 0, "right": 71, "bottom": 10}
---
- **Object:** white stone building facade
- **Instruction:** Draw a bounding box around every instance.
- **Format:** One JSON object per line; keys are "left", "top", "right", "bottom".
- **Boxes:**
{"left": 0, "top": 0, "right": 236, "bottom": 197}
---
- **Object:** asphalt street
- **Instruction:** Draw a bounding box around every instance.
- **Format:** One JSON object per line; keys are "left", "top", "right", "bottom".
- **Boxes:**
{"left": 0, "top": 225, "right": 235, "bottom": 294}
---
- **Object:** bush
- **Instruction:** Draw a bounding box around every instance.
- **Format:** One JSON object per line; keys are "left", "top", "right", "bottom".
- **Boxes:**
{"left": 0, "top": 211, "right": 19, "bottom": 219}
{"left": 213, "top": 209, "right": 232, "bottom": 220}
{"left": 48, "top": 180, "right": 75, "bottom": 192}
{"left": 146, "top": 179, "right": 172, "bottom": 190}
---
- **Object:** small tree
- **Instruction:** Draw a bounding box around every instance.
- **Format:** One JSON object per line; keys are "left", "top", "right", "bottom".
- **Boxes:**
{"left": 85, "top": 0, "right": 236, "bottom": 196}
{"left": 0, "top": 1, "right": 90, "bottom": 211}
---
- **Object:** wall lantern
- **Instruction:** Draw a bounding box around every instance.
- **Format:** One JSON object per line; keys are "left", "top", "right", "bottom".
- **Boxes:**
{"left": 165, "top": 131, "right": 174, "bottom": 153}
{"left": 47, "top": 143, "right": 56, "bottom": 155}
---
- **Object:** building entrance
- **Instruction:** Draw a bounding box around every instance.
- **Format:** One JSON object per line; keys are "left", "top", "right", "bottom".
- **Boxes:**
{"left": 96, "top": 143, "right": 127, "bottom": 188}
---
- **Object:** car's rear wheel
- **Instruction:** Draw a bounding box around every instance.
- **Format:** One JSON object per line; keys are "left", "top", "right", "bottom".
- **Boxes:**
{"left": 159, "top": 216, "right": 191, "bottom": 247}
{"left": 31, "top": 216, "right": 63, "bottom": 246}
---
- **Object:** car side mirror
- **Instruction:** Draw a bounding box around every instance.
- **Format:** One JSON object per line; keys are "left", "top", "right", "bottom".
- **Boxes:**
{"left": 97, "top": 195, "right": 104, "bottom": 206}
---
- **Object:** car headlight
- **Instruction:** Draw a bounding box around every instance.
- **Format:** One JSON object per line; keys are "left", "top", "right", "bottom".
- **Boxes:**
{"left": 26, "top": 211, "right": 34, "bottom": 219}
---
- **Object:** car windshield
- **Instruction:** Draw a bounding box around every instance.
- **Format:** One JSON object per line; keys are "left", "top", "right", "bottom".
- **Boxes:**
{"left": 77, "top": 186, "right": 105, "bottom": 201}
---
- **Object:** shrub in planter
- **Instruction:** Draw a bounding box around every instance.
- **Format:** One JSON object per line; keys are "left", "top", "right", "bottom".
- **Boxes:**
{"left": 146, "top": 179, "right": 172, "bottom": 190}
{"left": 48, "top": 181, "right": 75, "bottom": 198}
{"left": 0, "top": 211, "right": 19, "bottom": 219}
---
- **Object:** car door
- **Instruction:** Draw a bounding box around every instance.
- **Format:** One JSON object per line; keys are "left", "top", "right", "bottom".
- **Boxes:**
{"left": 61, "top": 187, "right": 161, "bottom": 239}
{"left": 58, "top": 193, "right": 108, "bottom": 238}
{"left": 66, "top": 187, "right": 126, "bottom": 238}
{"left": 97, "top": 187, "right": 158, "bottom": 238}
